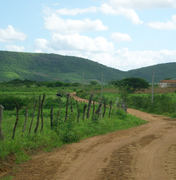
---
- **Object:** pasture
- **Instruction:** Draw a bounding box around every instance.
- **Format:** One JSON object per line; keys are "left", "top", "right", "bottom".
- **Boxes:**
{"left": 0, "top": 82, "right": 146, "bottom": 171}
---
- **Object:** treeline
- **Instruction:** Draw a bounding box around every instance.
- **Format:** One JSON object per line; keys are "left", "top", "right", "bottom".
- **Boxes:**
{"left": 1, "top": 79, "right": 81, "bottom": 87}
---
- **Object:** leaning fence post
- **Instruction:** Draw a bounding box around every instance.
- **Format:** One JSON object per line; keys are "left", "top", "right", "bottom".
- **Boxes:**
{"left": 65, "top": 94, "right": 70, "bottom": 122}
{"left": 12, "top": 101, "right": 19, "bottom": 139}
{"left": 50, "top": 106, "right": 53, "bottom": 128}
{"left": 95, "top": 98, "right": 102, "bottom": 117}
{"left": 40, "top": 94, "right": 45, "bottom": 132}
{"left": 76, "top": 101, "right": 80, "bottom": 123}
{"left": 29, "top": 101, "right": 37, "bottom": 134}
{"left": 109, "top": 101, "right": 112, "bottom": 118}
{"left": 34, "top": 95, "right": 41, "bottom": 133}
{"left": 103, "top": 100, "right": 106, "bottom": 118}
{"left": 22, "top": 107, "right": 28, "bottom": 136}
{"left": 87, "top": 94, "right": 94, "bottom": 118}
{"left": 0, "top": 105, "right": 4, "bottom": 141}
{"left": 82, "top": 104, "right": 87, "bottom": 121}
{"left": 57, "top": 98, "right": 62, "bottom": 120}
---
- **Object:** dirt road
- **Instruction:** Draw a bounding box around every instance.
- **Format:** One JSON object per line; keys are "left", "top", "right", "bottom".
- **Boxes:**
{"left": 4, "top": 93, "right": 176, "bottom": 180}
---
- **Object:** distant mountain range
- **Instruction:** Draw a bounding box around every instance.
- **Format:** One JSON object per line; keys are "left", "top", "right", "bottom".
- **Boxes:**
{"left": 0, "top": 51, "right": 176, "bottom": 83}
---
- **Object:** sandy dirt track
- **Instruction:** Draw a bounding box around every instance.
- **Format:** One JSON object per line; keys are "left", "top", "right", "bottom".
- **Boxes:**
{"left": 2, "top": 93, "right": 176, "bottom": 180}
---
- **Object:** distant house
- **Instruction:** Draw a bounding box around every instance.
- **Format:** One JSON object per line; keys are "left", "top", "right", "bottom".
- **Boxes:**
{"left": 159, "top": 80, "right": 176, "bottom": 88}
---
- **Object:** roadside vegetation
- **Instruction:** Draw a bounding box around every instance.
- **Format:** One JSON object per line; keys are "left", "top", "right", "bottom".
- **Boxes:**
{"left": 1, "top": 77, "right": 176, "bottom": 179}
{"left": 0, "top": 79, "right": 146, "bottom": 172}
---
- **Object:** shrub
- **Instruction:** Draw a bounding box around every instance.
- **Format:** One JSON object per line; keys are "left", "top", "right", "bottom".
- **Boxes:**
{"left": 0, "top": 96, "right": 29, "bottom": 110}
{"left": 116, "top": 108, "right": 127, "bottom": 119}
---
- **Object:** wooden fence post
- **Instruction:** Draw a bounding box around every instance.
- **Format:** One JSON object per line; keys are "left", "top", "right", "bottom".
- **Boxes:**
{"left": 95, "top": 98, "right": 102, "bottom": 117}
{"left": 109, "top": 101, "right": 112, "bottom": 118}
{"left": 87, "top": 94, "right": 94, "bottom": 118}
{"left": 12, "top": 101, "right": 19, "bottom": 139}
{"left": 57, "top": 98, "right": 62, "bottom": 120}
{"left": 82, "top": 104, "right": 87, "bottom": 121}
{"left": 65, "top": 94, "right": 70, "bottom": 122}
{"left": 22, "top": 107, "right": 28, "bottom": 136}
{"left": 29, "top": 101, "right": 37, "bottom": 134}
{"left": 50, "top": 106, "right": 53, "bottom": 128}
{"left": 34, "top": 95, "right": 41, "bottom": 133}
{"left": 76, "top": 101, "right": 80, "bottom": 123}
{"left": 103, "top": 101, "right": 106, "bottom": 118}
{"left": 40, "top": 94, "right": 45, "bottom": 132}
{"left": 92, "top": 102, "right": 95, "bottom": 115}
{"left": 0, "top": 105, "right": 4, "bottom": 141}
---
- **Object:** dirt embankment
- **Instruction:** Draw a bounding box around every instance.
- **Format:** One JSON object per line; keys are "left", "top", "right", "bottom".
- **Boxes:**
{"left": 1, "top": 93, "right": 176, "bottom": 180}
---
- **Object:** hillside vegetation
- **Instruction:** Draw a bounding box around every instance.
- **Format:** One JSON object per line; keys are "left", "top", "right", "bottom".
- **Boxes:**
{"left": 128, "top": 62, "right": 176, "bottom": 82}
{"left": 1, "top": 50, "right": 176, "bottom": 83}
{"left": 0, "top": 51, "right": 127, "bottom": 83}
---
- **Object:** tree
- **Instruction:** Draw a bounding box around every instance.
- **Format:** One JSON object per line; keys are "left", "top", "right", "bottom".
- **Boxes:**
{"left": 89, "top": 80, "right": 98, "bottom": 86}
{"left": 163, "top": 77, "right": 171, "bottom": 80}
{"left": 117, "top": 77, "right": 149, "bottom": 93}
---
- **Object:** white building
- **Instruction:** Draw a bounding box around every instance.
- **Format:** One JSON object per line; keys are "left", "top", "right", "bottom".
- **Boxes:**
{"left": 159, "top": 80, "right": 176, "bottom": 88}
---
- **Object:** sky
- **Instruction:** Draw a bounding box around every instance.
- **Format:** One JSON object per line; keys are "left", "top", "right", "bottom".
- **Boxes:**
{"left": 0, "top": 0, "right": 176, "bottom": 71}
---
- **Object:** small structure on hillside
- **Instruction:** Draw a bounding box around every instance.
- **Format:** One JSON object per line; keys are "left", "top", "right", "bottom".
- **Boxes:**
{"left": 159, "top": 80, "right": 176, "bottom": 88}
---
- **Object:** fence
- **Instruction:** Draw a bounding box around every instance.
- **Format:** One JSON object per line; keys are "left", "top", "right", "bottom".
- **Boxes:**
{"left": 0, "top": 93, "right": 126, "bottom": 142}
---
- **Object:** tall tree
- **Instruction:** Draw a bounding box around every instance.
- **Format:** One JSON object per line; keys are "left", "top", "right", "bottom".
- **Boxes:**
{"left": 117, "top": 77, "right": 149, "bottom": 93}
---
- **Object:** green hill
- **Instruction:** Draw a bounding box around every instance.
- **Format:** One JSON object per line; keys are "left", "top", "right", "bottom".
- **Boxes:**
{"left": 128, "top": 63, "right": 176, "bottom": 83}
{"left": 0, "top": 51, "right": 176, "bottom": 83}
{"left": 0, "top": 51, "right": 127, "bottom": 83}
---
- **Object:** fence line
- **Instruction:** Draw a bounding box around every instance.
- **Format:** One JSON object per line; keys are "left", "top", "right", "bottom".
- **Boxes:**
{"left": 0, "top": 93, "right": 122, "bottom": 141}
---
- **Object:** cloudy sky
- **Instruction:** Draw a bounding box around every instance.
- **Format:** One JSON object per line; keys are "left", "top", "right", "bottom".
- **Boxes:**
{"left": 0, "top": 0, "right": 176, "bottom": 71}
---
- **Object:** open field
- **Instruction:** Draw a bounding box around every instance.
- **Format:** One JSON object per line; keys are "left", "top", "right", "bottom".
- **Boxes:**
{"left": 0, "top": 85, "right": 147, "bottom": 179}
{"left": 1, "top": 96, "right": 176, "bottom": 180}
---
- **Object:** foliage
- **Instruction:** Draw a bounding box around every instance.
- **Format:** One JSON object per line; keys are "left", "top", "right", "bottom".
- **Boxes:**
{"left": 163, "top": 77, "right": 171, "bottom": 80}
{"left": 0, "top": 83, "right": 148, "bottom": 171}
{"left": 115, "top": 109, "right": 128, "bottom": 119}
{"left": 128, "top": 62, "right": 176, "bottom": 83}
{"left": 0, "top": 51, "right": 127, "bottom": 83}
{"left": 128, "top": 93, "right": 176, "bottom": 116}
{"left": 0, "top": 95, "right": 35, "bottom": 110}
{"left": 116, "top": 77, "right": 150, "bottom": 93}
{"left": 89, "top": 80, "right": 98, "bottom": 86}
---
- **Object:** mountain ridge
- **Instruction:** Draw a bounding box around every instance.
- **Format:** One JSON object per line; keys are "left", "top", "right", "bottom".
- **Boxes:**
{"left": 0, "top": 51, "right": 176, "bottom": 83}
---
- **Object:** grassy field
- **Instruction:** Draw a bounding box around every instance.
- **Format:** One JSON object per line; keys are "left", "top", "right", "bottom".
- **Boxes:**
{"left": 1, "top": 82, "right": 176, "bottom": 179}
{"left": 0, "top": 83, "right": 147, "bottom": 174}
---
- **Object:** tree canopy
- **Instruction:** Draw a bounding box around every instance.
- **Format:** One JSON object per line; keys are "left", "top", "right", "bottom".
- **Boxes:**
{"left": 116, "top": 77, "right": 150, "bottom": 93}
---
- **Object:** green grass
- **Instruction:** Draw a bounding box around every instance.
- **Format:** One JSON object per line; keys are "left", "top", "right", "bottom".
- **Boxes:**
{"left": 0, "top": 85, "right": 148, "bottom": 180}
{"left": 0, "top": 103, "right": 146, "bottom": 161}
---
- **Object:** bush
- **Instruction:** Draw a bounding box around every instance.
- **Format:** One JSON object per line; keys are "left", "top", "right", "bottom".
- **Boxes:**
{"left": 116, "top": 109, "right": 127, "bottom": 119}
{"left": 0, "top": 96, "right": 29, "bottom": 110}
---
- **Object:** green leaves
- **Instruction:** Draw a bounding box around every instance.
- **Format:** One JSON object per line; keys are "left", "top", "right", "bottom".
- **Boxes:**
{"left": 117, "top": 77, "right": 150, "bottom": 94}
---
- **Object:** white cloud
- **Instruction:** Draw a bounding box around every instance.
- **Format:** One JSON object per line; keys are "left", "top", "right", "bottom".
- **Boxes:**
{"left": 109, "top": 48, "right": 176, "bottom": 70}
{"left": 35, "top": 33, "right": 176, "bottom": 71}
{"left": 109, "top": 0, "right": 176, "bottom": 9}
{"left": 147, "top": 14, "right": 176, "bottom": 29}
{"left": 100, "top": 4, "right": 143, "bottom": 24}
{"left": 147, "top": 21, "right": 176, "bottom": 29}
{"left": 111, "top": 32, "right": 132, "bottom": 42}
{"left": 118, "top": 8, "right": 143, "bottom": 24}
{"left": 35, "top": 33, "right": 114, "bottom": 53}
{"left": 172, "top": 15, "right": 176, "bottom": 23}
{"left": 99, "top": 4, "right": 116, "bottom": 15}
{"left": 0, "top": 25, "right": 27, "bottom": 42}
{"left": 55, "top": 7, "right": 97, "bottom": 15}
{"left": 5, "top": 44, "right": 25, "bottom": 52}
{"left": 44, "top": 14, "right": 108, "bottom": 34}
{"left": 43, "top": 6, "right": 97, "bottom": 16}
